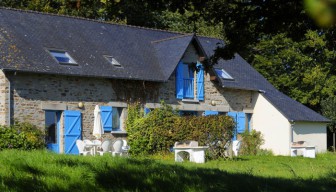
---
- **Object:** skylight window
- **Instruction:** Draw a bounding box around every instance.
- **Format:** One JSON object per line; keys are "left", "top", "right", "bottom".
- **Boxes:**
{"left": 104, "top": 56, "right": 121, "bottom": 67}
{"left": 49, "top": 50, "right": 77, "bottom": 65}
{"left": 215, "top": 69, "right": 234, "bottom": 80}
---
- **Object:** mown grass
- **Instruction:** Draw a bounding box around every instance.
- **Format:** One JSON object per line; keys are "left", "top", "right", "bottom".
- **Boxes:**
{"left": 0, "top": 150, "right": 335, "bottom": 192}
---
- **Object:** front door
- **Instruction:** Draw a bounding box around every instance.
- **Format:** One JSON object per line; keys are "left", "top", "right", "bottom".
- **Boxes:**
{"left": 46, "top": 110, "right": 61, "bottom": 153}
{"left": 64, "top": 110, "right": 82, "bottom": 154}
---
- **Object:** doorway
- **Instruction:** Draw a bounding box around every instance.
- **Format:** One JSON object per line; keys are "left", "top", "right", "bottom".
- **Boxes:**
{"left": 45, "top": 110, "right": 61, "bottom": 153}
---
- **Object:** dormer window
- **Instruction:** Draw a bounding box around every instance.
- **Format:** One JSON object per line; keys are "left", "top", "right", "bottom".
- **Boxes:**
{"left": 104, "top": 56, "right": 122, "bottom": 67}
{"left": 215, "top": 69, "right": 234, "bottom": 80}
{"left": 49, "top": 50, "right": 77, "bottom": 65}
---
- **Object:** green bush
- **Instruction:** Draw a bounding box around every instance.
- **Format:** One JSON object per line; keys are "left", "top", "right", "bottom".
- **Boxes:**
{"left": 239, "top": 129, "right": 265, "bottom": 156}
{"left": 127, "top": 102, "right": 235, "bottom": 159}
{"left": 0, "top": 121, "right": 45, "bottom": 150}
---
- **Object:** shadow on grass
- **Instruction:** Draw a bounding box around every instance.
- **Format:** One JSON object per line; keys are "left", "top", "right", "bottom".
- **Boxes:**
{"left": 2, "top": 156, "right": 336, "bottom": 192}
{"left": 93, "top": 158, "right": 336, "bottom": 192}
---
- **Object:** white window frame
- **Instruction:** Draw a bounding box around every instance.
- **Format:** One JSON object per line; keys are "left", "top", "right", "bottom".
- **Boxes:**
{"left": 215, "top": 69, "right": 234, "bottom": 80}
{"left": 48, "top": 50, "right": 77, "bottom": 65}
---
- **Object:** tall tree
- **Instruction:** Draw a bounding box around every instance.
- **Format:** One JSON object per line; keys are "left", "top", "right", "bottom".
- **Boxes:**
{"left": 252, "top": 30, "right": 336, "bottom": 111}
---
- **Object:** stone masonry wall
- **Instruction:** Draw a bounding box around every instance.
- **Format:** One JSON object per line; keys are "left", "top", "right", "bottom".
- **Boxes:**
{"left": 7, "top": 69, "right": 254, "bottom": 140}
{"left": 8, "top": 73, "right": 119, "bottom": 140}
{"left": 0, "top": 71, "right": 9, "bottom": 125}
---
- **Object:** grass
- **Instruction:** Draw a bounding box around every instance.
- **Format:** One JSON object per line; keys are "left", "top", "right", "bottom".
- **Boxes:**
{"left": 0, "top": 150, "right": 335, "bottom": 191}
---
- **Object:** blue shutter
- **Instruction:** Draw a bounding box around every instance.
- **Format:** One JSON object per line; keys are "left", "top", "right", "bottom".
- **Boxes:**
{"left": 64, "top": 110, "right": 82, "bottom": 154}
{"left": 196, "top": 62, "right": 204, "bottom": 100}
{"left": 144, "top": 107, "right": 151, "bottom": 116}
{"left": 204, "top": 111, "right": 219, "bottom": 116}
{"left": 236, "top": 112, "right": 246, "bottom": 133}
{"left": 101, "top": 106, "right": 113, "bottom": 132}
{"left": 227, "top": 112, "right": 237, "bottom": 140}
{"left": 176, "top": 61, "right": 184, "bottom": 99}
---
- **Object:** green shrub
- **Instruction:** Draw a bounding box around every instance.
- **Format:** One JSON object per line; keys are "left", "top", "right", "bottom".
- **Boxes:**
{"left": 127, "top": 102, "right": 235, "bottom": 159}
{"left": 0, "top": 121, "right": 45, "bottom": 150}
{"left": 239, "top": 129, "right": 265, "bottom": 156}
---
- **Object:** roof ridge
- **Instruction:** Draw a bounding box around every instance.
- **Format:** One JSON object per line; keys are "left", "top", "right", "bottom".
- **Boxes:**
{"left": 151, "top": 34, "right": 194, "bottom": 44}
{"left": 0, "top": 6, "right": 187, "bottom": 36}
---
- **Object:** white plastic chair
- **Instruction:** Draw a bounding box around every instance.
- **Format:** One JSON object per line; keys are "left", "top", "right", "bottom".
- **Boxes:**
{"left": 76, "top": 140, "right": 91, "bottom": 156}
{"left": 97, "top": 140, "right": 112, "bottom": 156}
{"left": 93, "top": 139, "right": 102, "bottom": 145}
{"left": 83, "top": 139, "right": 93, "bottom": 144}
{"left": 112, "top": 139, "right": 123, "bottom": 156}
{"left": 232, "top": 140, "right": 242, "bottom": 156}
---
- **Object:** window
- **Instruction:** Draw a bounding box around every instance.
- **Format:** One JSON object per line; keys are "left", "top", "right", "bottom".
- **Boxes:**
{"left": 176, "top": 61, "right": 204, "bottom": 100}
{"left": 104, "top": 55, "right": 122, "bottom": 67}
{"left": 179, "top": 111, "right": 199, "bottom": 116}
{"left": 215, "top": 69, "right": 233, "bottom": 80}
{"left": 101, "top": 106, "right": 125, "bottom": 132}
{"left": 49, "top": 50, "right": 77, "bottom": 65}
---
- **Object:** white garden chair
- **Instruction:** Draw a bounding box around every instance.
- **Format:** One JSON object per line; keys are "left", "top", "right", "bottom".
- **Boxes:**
{"left": 97, "top": 140, "right": 112, "bottom": 156}
{"left": 112, "top": 139, "right": 123, "bottom": 156}
{"left": 76, "top": 140, "right": 91, "bottom": 156}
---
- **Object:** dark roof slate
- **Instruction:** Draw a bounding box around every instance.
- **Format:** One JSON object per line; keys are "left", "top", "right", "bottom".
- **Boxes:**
{"left": 0, "top": 8, "right": 181, "bottom": 81}
{"left": 152, "top": 34, "right": 194, "bottom": 80}
{"left": 0, "top": 7, "right": 329, "bottom": 122}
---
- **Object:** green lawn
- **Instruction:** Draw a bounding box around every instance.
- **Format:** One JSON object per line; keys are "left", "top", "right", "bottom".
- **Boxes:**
{"left": 0, "top": 150, "right": 335, "bottom": 192}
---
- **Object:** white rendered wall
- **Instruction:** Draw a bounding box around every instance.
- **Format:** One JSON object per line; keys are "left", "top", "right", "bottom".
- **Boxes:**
{"left": 252, "top": 93, "right": 291, "bottom": 155}
{"left": 293, "top": 122, "right": 327, "bottom": 153}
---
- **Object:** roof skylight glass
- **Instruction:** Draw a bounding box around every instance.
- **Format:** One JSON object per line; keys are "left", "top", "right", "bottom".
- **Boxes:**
{"left": 104, "top": 56, "right": 121, "bottom": 67}
{"left": 49, "top": 50, "right": 76, "bottom": 65}
{"left": 215, "top": 69, "right": 234, "bottom": 80}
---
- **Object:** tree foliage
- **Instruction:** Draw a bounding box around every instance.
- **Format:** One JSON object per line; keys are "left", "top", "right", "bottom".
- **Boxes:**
{"left": 126, "top": 103, "right": 235, "bottom": 159}
{"left": 252, "top": 30, "right": 336, "bottom": 111}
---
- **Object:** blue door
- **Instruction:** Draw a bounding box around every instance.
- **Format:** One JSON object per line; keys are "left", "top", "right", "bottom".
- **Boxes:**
{"left": 64, "top": 110, "right": 82, "bottom": 154}
{"left": 46, "top": 111, "right": 61, "bottom": 153}
{"left": 228, "top": 112, "right": 246, "bottom": 140}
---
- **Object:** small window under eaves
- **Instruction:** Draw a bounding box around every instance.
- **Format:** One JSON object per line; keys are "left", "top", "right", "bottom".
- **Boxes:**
{"left": 49, "top": 50, "right": 77, "bottom": 65}
{"left": 104, "top": 56, "right": 122, "bottom": 67}
{"left": 215, "top": 69, "right": 234, "bottom": 80}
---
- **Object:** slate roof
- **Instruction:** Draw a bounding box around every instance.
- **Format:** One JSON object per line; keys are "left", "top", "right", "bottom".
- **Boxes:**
{"left": 0, "top": 7, "right": 329, "bottom": 122}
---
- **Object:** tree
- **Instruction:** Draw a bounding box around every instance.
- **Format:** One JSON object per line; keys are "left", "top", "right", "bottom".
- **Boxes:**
{"left": 321, "top": 97, "right": 336, "bottom": 151}
{"left": 252, "top": 30, "right": 336, "bottom": 111}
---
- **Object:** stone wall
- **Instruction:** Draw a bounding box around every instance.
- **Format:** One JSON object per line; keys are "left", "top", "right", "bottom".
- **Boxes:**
{"left": 5, "top": 70, "right": 254, "bottom": 140}
{"left": 8, "top": 72, "right": 119, "bottom": 140}
{"left": 0, "top": 71, "right": 9, "bottom": 125}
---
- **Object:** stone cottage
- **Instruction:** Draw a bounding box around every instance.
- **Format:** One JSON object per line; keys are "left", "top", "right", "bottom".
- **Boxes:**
{"left": 0, "top": 7, "right": 329, "bottom": 155}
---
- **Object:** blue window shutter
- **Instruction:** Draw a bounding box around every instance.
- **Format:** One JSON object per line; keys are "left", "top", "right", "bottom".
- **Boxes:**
{"left": 204, "top": 111, "right": 219, "bottom": 116}
{"left": 176, "top": 61, "right": 184, "bottom": 99}
{"left": 236, "top": 112, "right": 246, "bottom": 133}
{"left": 196, "top": 61, "right": 204, "bottom": 100}
{"left": 144, "top": 107, "right": 151, "bottom": 116}
{"left": 64, "top": 110, "right": 82, "bottom": 154}
{"left": 227, "top": 112, "right": 237, "bottom": 140}
{"left": 100, "top": 106, "right": 112, "bottom": 132}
